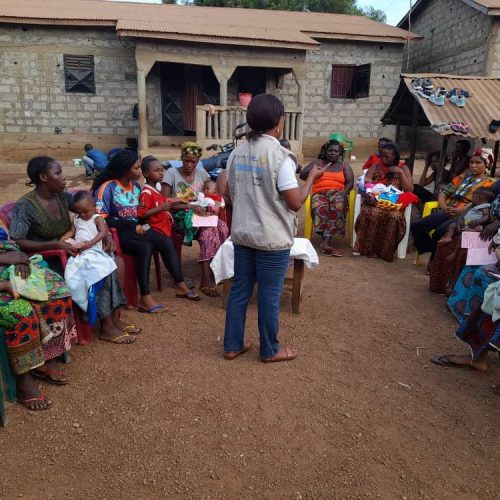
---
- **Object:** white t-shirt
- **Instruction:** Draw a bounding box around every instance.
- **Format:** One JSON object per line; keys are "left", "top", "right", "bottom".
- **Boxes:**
{"left": 262, "top": 134, "right": 299, "bottom": 192}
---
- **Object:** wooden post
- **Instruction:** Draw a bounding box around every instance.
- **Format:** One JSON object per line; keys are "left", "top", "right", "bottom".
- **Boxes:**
{"left": 136, "top": 70, "right": 148, "bottom": 154}
{"left": 407, "top": 99, "right": 419, "bottom": 173}
{"left": 297, "top": 81, "right": 305, "bottom": 153}
{"left": 492, "top": 140, "right": 499, "bottom": 178}
{"left": 291, "top": 259, "right": 304, "bottom": 315}
{"left": 435, "top": 135, "right": 449, "bottom": 189}
{"left": 395, "top": 122, "right": 401, "bottom": 145}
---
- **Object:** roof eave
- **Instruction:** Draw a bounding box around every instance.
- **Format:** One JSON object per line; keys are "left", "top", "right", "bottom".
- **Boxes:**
{"left": 0, "top": 17, "right": 115, "bottom": 27}
{"left": 306, "top": 32, "right": 419, "bottom": 44}
{"left": 117, "top": 30, "right": 315, "bottom": 50}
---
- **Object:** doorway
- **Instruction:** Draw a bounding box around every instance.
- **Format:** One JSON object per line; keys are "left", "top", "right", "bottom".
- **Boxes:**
{"left": 160, "top": 63, "right": 219, "bottom": 136}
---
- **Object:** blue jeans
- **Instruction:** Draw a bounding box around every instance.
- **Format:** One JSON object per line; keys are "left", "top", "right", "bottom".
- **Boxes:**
{"left": 224, "top": 244, "right": 290, "bottom": 359}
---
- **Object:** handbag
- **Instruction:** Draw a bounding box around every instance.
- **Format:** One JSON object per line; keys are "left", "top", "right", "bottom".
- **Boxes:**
{"left": 8, "top": 255, "right": 49, "bottom": 302}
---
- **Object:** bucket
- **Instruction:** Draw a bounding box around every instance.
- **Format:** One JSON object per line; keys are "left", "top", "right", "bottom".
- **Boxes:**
{"left": 238, "top": 93, "right": 253, "bottom": 107}
{"left": 72, "top": 159, "right": 83, "bottom": 167}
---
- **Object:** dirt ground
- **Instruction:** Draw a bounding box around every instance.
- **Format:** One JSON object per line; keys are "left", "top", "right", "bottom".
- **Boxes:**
{"left": 1, "top": 161, "right": 500, "bottom": 499}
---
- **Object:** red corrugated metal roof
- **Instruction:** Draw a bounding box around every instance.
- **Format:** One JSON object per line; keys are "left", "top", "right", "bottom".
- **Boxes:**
{"left": 0, "top": 0, "right": 419, "bottom": 49}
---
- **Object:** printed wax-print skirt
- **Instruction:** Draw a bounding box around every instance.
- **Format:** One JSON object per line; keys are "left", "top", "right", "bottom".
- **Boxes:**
{"left": 0, "top": 295, "right": 76, "bottom": 375}
{"left": 429, "top": 241, "right": 467, "bottom": 295}
{"left": 448, "top": 265, "right": 496, "bottom": 323}
{"left": 198, "top": 219, "right": 229, "bottom": 262}
{"left": 353, "top": 205, "right": 406, "bottom": 262}
{"left": 311, "top": 190, "right": 346, "bottom": 238}
{"left": 456, "top": 306, "right": 500, "bottom": 361}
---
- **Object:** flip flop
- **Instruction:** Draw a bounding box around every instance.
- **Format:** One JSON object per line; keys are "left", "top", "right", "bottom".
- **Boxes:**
{"left": 430, "top": 354, "right": 472, "bottom": 369}
{"left": 31, "top": 368, "right": 69, "bottom": 386}
{"left": 99, "top": 333, "right": 136, "bottom": 344}
{"left": 200, "top": 286, "right": 220, "bottom": 297}
{"left": 224, "top": 341, "right": 252, "bottom": 360}
{"left": 122, "top": 323, "right": 142, "bottom": 334}
{"left": 176, "top": 291, "right": 201, "bottom": 301}
{"left": 18, "top": 395, "right": 53, "bottom": 411}
{"left": 138, "top": 304, "right": 166, "bottom": 314}
{"left": 261, "top": 346, "right": 297, "bottom": 363}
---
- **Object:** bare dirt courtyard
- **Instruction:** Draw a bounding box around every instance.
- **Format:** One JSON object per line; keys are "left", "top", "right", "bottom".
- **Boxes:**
{"left": 1, "top": 162, "right": 500, "bottom": 499}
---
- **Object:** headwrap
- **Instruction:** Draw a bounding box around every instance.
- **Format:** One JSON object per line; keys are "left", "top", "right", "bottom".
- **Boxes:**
{"left": 317, "top": 140, "right": 344, "bottom": 161}
{"left": 181, "top": 141, "right": 203, "bottom": 158}
{"left": 473, "top": 147, "right": 494, "bottom": 169}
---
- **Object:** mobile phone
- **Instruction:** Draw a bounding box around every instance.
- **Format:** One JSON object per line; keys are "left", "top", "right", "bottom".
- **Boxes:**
{"left": 142, "top": 224, "right": 151, "bottom": 231}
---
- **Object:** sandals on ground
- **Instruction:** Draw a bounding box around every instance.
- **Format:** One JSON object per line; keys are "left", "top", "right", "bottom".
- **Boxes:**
{"left": 31, "top": 368, "right": 68, "bottom": 386}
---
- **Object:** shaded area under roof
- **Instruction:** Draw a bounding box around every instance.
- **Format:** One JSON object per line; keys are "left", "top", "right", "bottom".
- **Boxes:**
{"left": 0, "top": 0, "right": 420, "bottom": 50}
{"left": 381, "top": 73, "right": 500, "bottom": 141}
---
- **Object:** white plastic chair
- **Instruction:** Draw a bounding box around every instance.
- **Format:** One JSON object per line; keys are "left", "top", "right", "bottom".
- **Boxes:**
{"left": 351, "top": 193, "right": 412, "bottom": 259}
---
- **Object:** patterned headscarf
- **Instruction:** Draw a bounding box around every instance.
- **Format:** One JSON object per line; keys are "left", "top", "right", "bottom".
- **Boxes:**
{"left": 473, "top": 147, "right": 494, "bottom": 169}
{"left": 181, "top": 141, "right": 203, "bottom": 158}
{"left": 317, "top": 140, "right": 344, "bottom": 161}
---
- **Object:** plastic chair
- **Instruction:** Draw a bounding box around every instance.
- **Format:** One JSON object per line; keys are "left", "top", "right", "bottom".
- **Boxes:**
{"left": 414, "top": 201, "right": 439, "bottom": 265}
{"left": 351, "top": 194, "right": 413, "bottom": 259}
{"left": 329, "top": 133, "right": 353, "bottom": 159}
{"left": 109, "top": 228, "right": 164, "bottom": 307}
{"left": 304, "top": 190, "right": 356, "bottom": 244}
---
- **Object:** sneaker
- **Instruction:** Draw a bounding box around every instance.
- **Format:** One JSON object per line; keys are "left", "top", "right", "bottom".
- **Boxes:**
{"left": 411, "top": 78, "right": 423, "bottom": 91}
{"left": 429, "top": 93, "right": 445, "bottom": 106}
{"left": 450, "top": 94, "right": 465, "bottom": 107}
{"left": 418, "top": 88, "right": 433, "bottom": 99}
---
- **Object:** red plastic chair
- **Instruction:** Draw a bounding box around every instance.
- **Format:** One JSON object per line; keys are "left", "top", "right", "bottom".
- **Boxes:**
{"left": 109, "top": 228, "right": 163, "bottom": 307}
{"left": 0, "top": 201, "right": 93, "bottom": 345}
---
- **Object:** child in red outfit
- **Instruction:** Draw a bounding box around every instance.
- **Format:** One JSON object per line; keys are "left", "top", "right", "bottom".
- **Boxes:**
{"left": 139, "top": 156, "right": 200, "bottom": 301}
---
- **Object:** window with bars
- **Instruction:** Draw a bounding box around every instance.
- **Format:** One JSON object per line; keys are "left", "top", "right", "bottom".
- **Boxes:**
{"left": 330, "top": 64, "right": 371, "bottom": 99}
{"left": 63, "top": 55, "right": 95, "bottom": 94}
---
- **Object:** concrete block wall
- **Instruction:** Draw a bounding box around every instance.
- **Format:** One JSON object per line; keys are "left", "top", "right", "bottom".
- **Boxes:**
{"left": 404, "top": 0, "right": 492, "bottom": 75}
{"left": 301, "top": 41, "right": 402, "bottom": 142}
{"left": 0, "top": 26, "right": 145, "bottom": 139}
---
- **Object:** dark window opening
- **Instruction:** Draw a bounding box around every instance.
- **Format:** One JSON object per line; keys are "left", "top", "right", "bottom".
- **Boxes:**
{"left": 64, "top": 55, "right": 95, "bottom": 94}
{"left": 330, "top": 63, "right": 371, "bottom": 99}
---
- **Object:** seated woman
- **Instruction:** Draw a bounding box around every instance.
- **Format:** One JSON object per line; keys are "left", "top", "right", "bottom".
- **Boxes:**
{"left": 10, "top": 157, "right": 137, "bottom": 343}
{"left": 353, "top": 142, "right": 414, "bottom": 262}
{"left": 0, "top": 225, "right": 76, "bottom": 411}
{"left": 93, "top": 149, "right": 187, "bottom": 313}
{"left": 432, "top": 241, "right": 500, "bottom": 378}
{"left": 362, "top": 137, "right": 390, "bottom": 170}
{"left": 411, "top": 150, "right": 494, "bottom": 274}
{"left": 300, "top": 140, "right": 354, "bottom": 257}
{"left": 162, "top": 142, "right": 229, "bottom": 297}
{"left": 412, "top": 150, "right": 446, "bottom": 206}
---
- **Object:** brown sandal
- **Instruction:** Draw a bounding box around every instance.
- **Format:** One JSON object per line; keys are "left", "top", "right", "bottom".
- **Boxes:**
{"left": 224, "top": 341, "right": 251, "bottom": 360}
{"left": 261, "top": 346, "right": 297, "bottom": 363}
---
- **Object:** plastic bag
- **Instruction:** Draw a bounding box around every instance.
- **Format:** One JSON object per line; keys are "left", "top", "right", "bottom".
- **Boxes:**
{"left": 8, "top": 255, "right": 49, "bottom": 302}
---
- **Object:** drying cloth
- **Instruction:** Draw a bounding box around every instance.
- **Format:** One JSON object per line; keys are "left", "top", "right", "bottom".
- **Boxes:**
{"left": 64, "top": 248, "right": 117, "bottom": 312}
{"left": 482, "top": 279, "right": 500, "bottom": 322}
{"left": 210, "top": 237, "right": 319, "bottom": 284}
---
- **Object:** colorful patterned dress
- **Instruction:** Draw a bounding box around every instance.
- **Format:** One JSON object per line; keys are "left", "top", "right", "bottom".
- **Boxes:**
{"left": 0, "top": 234, "right": 77, "bottom": 375}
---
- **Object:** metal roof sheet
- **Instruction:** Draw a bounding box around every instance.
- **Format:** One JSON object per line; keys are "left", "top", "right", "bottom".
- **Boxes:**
{"left": 0, "top": 0, "right": 419, "bottom": 49}
{"left": 382, "top": 73, "right": 500, "bottom": 140}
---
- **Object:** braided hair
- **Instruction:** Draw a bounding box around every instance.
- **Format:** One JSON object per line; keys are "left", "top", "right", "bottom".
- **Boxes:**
{"left": 317, "top": 140, "right": 344, "bottom": 161}
{"left": 26, "top": 156, "right": 57, "bottom": 186}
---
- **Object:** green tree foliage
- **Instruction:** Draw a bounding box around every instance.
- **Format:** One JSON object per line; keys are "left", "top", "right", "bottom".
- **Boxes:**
{"left": 184, "top": 0, "right": 387, "bottom": 22}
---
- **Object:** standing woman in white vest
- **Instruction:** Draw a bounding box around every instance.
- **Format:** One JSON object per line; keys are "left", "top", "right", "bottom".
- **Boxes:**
{"left": 223, "top": 94, "right": 325, "bottom": 363}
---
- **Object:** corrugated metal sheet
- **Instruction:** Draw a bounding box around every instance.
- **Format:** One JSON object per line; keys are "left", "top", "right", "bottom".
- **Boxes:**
{"left": 382, "top": 73, "right": 500, "bottom": 141}
{"left": 0, "top": 0, "right": 419, "bottom": 49}
{"left": 471, "top": 0, "right": 500, "bottom": 8}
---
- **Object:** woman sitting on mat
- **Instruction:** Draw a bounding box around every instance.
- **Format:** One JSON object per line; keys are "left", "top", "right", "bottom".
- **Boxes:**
{"left": 300, "top": 139, "right": 353, "bottom": 257}
{"left": 411, "top": 150, "right": 494, "bottom": 274}
{"left": 0, "top": 223, "right": 76, "bottom": 411}
{"left": 93, "top": 149, "right": 191, "bottom": 313}
{"left": 162, "top": 141, "right": 229, "bottom": 297}
{"left": 10, "top": 157, "right": 137, "bottom": 344}
{"left": 353, "top": 142, "right": 414, "bottom": 262}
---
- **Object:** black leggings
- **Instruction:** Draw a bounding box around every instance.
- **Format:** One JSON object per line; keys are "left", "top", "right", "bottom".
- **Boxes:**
{"left": 119, "top": 229, "right": 183, "bottom": 296}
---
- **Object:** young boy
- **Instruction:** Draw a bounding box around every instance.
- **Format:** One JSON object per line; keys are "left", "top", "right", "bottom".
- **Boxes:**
{"left": 138, "top": 156, "right": 199, "bottom": 300}
{"left": 82, "top": 143, "right": 109, "bottom": 177}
